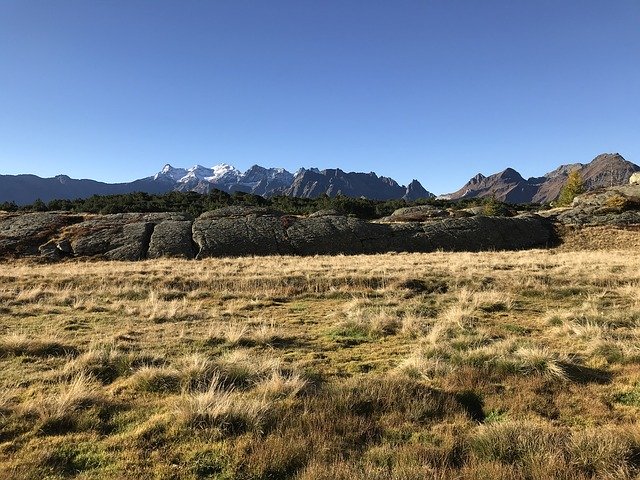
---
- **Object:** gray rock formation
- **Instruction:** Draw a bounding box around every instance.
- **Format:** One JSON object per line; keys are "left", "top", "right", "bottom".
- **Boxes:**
{"left": 192, "top": 209, "right": 294, "bottom": 257}
{"left": 380, "top": 205, "right": 449, "bottom": 222}
{"left": 191, "top": 207, "right": 554, "bottom": 257}
{"left": 0, "top": 207, "right": 557, "bottom": 262}
{"left": 148, "top": 220, "right": 195, "bottom": 259}
{"left": 59, "top": 213, "right": 190, "bottom": 261}
{"left": 0, "top": 212, "right": 83, "bottom": 257}
{"left": 553, "top": 185, "right": 640, "bottom": 226}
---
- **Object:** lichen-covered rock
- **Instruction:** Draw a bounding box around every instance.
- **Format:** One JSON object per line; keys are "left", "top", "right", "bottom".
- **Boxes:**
{"left": 192, "top": 210, "right": 555, "bottom": 257}
{"left": 0, "top": 212, "right": 82, "bottom": 257}
{"left": 148, "top": 220, "right": 195, "bottom": 259}
{"left": 286, "top": 216, "right": 390, "bottom": 255}
{"left": 193, "top": 210, "right": 293, "bottom": 257}
{"left": 556, "top": 185, "right": 640, "bottom": 225}
{"left": 380, "top": 205, "right": 449, "bottom": 222}
{"left": 38, "top": 240, "right": 66, "bottom": 261}
{"left": 415, "top": 215, "right": 554, "bottom": 251}
{"left": 59, "top": 213, "right": 189, "bottom": 260}
{"left": 0, "top": 208, "right": 557, "bottom": 261}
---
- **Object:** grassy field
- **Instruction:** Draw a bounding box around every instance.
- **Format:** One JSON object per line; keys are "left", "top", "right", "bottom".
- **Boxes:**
{"left": 2, "top": 237, "right": 640, "bottom": 478}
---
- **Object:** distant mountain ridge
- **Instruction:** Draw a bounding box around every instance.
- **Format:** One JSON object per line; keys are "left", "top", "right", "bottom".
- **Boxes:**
{"left": 442, "top": 153, "right": 640, "bottom": 204}
{"left": 0, "top": 163, "right": 433, "bottom": 205}
{"left": 0, "top": 174, "right": 171, "bottom": 205}
{"left": 2, "top": 153, "right": 637, "bottom": 206}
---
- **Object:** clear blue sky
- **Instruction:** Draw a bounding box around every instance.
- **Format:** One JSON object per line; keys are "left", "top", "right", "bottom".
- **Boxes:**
{"left": 1, "top": 1, "right": 638, "bottom": 194}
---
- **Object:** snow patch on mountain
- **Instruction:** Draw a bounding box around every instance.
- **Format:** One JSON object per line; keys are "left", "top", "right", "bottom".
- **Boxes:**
{"left": 154, "top": 164, "right": 188, "bottom": 182}
{"left": 206, "top": 164, "right": 242, "bottom": 183}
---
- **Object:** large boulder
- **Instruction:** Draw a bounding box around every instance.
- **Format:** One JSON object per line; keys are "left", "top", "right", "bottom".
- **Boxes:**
{"left": 59, "top": 213, "right": 190, "bottom": 261}
{"left": 286, "top": 216, "right": 392, "bottom": 255}
{"left": 147, "top": 220, "right": 195, "bottom": 259}
{"left": 380, "top": 205, "right": 449, "bottom": 222}
{"left": 192, "top": 208, "right": 555, "bottom": 257}
{"left": 0, "top": 208, "right": 557, "bottom": 261}
{"left": 414, "top": 215, "right": 554, "bottom": 251}
{"left": 555, "top": 185, "right": 640, "bottom": 226}
{"left": 0, "top": 212, "right": 82, "bottom": 257}
{"left": 193, "top": 208, "right": 294, "bottom": 257}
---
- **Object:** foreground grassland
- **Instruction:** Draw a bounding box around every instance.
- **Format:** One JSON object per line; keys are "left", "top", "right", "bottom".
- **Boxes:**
{"left": 2, "top": 246, "right": 640, "bottom": 479}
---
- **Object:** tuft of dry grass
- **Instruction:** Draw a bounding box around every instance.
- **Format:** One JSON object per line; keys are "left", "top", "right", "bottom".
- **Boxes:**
{"left": 126, "top": 366, "right": 182, "bottom": 393}
{"left": 512, "top": 346, "right": 569, "bottom": 380}
{"left": 23, "top": 373, "right": 109, "bottom": 434}
{"left": 255, "top": 368, "right": 308, "bottom": 399}
{"left": 0, "top": 332, "right": 78, "bottom": 358}
{"left": 175, "top": 375, "right": 269, "bottom": 433}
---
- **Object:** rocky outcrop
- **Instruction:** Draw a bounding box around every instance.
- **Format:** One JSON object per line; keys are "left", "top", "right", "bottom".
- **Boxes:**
{"left": 551, "top": 185, "right": 640, "bottom": 226}
{"left": 0, "top": 207, "right": 557, "bottom": 261}
{"left": 191, "top": 207, "right": 555, "bottom": 257}
{"left": 0, "top": 212, "right": 83, "bottom": 257}
{"left": 148, "top": 220, "right": 196, "bottom": 259}
{"left": 192, "top": 208, "right": 294, "bottom": 257}
{"left": 57, "top": 213, "right": 191, "bottom": 261}
{"left": 380, "top": 205, "right": 449, "bottom": 222}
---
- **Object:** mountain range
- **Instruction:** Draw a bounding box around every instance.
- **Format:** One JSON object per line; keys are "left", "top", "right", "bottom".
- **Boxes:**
{"left": 0, "top": 164, "right": 433, "bottom": 205}
{"left": 441, "top": 153, "right": 639, "bottom": 204}
{"left": 1, "top": 153, "right": 637, "bottom": 205}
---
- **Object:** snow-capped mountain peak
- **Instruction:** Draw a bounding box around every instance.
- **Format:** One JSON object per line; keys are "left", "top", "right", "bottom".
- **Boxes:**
{"left": 207, "top": 163, "right": 242, "bottom": 183}
{"left": 150, "top": 162, "right": 431, "bottom": 200}
{"left": 178, "top": 165, "right": 215, "bottom": 183}
{"left": 154, "top": 164, "right": 188, "bottom": 182}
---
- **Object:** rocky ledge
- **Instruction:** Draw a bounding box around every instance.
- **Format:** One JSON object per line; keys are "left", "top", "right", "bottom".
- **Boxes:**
{"left": 0, "top": 207, "right": 555, "bottom": 261}
{"left": 541, "top": 185, "right": 640, "bottom": 226}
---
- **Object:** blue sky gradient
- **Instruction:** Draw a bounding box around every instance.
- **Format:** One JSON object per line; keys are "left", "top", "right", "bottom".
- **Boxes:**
{"left": 1, "top": 1, "right": 638, "bottom": 194}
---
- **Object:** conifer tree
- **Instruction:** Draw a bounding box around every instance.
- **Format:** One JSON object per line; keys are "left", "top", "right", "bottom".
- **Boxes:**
{"left": 557, "top": 170, "right": 584, "bottom": 206}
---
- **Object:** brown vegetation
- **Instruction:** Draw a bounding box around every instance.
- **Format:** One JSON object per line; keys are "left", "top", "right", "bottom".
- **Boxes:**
{"left": 2, "top": 239, "right": 640, "bottom": 478}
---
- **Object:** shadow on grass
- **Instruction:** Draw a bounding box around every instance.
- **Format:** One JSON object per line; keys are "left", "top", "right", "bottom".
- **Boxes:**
{"left": 455, "top": 390, "right": 485, "bottom": 423}
{"left": 560, "top": 362, "right": 612, "bottom": 384}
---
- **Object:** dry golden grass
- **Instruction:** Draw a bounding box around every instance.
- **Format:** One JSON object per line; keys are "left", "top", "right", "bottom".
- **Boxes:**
{"left": 3, "top": 242, "right": 640, "bottom": 478}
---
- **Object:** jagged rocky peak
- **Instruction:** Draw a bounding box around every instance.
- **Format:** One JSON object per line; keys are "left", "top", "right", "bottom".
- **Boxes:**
{"left": 446, "top": 152, "right": 640, "bottom": 204}
{"left": 498, "top": 168, "right": 524, "bottom": 181}
{"left": 181, "top": 165, "right": 214, "bottom": 181}
{"left": 243, "top": 165, "right": 294, "bottom": 182}
{"left": 592, "top": 152, "right": 624, "bottom": 164}
{"left": 404, "top": 179, "right": 434, "bottom": 201}
{"left": 154, "top": 164, "right": 188, "bottom": 182}
{"left": 469, "top": 173, "right": 486, "bottom": 185}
